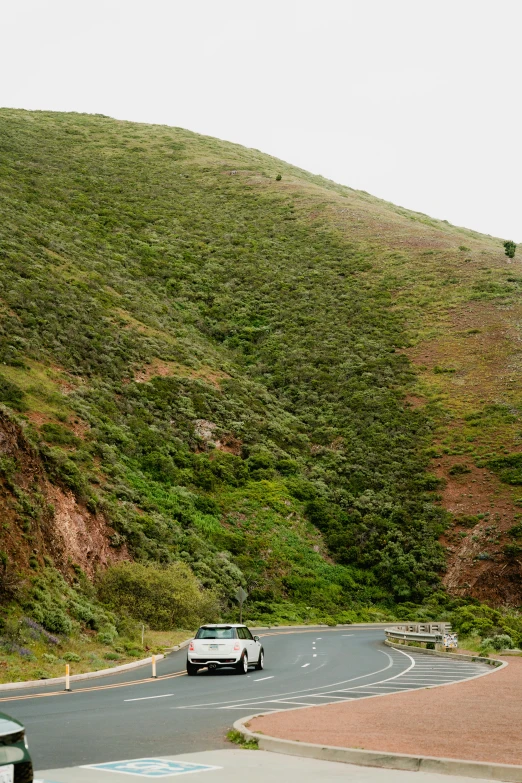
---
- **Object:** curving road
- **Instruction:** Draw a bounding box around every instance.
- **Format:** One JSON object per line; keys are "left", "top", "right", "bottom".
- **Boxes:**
{"left": 1, "top": 627, "right": 492, "bottom": 778}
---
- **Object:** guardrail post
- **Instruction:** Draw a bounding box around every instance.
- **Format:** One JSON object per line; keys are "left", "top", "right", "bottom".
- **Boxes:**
{"left": 65, "top": 663, "right": 71, "bottom": 692}
{"left": 152, "top": 655, "right": 157, "bottom": 679}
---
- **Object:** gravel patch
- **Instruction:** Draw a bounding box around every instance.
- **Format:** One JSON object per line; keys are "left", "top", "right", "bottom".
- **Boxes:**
{"left": 249, "top": 657, "right": 522, "bottom": 766}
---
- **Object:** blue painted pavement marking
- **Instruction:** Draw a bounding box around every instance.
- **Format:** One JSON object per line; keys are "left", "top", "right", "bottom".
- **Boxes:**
{"left": 82, "top": 758, "right": 221, "bottom": 777}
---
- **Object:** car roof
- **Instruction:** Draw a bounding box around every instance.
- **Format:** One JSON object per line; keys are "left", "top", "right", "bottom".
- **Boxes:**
{"left": 198, "top": 624, "right": 246, "bottom": 628}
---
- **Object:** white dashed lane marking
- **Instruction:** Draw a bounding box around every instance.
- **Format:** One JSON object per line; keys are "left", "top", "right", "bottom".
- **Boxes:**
{"left": 176, "top": 647, "right": 494, "bottom": 712}
{"left": 178, "top": 653, "right": 396, "bottom": 710}
{"left": 253, "top": 676, "right": 274, "bottom": 682}
{"left": 125, "top": 694, "right": 174, "bottom": 702}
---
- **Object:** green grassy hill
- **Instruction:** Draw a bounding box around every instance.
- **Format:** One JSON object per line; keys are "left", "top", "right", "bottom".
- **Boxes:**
{"left": 1, "top": 109, "right": 521, "bottom": 651}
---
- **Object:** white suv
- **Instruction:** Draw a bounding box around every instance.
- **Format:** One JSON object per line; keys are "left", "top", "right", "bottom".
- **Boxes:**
{"left": 187, "top": 624, "right": 264, "bottom": 675}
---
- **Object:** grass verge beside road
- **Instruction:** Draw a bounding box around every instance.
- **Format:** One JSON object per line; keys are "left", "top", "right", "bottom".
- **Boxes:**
{"left": 0, "top": 628, "right": 192, "bottom": 684}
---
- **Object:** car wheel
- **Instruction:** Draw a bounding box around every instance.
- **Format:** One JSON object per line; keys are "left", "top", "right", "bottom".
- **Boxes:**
{"left": 236, "top": 652, "right": 248, "bottom": 674}
{"left": 255, "top": 649, "right": 264, "bottom": 670}
{"left": 187, "top": 661, "right": 199, "bottom": 676}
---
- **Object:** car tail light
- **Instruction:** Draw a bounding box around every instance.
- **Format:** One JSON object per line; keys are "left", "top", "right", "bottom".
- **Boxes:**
{"left": 189, "top": 642, "right": 194, "bottom": 651}
{"left": 233, "top": 643, "right": 240, "bottom": 650}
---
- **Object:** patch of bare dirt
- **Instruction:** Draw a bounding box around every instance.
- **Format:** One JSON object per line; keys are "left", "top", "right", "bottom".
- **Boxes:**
{"left": 405, "top": 298, "right": 522, "bottom": 605}
{"left": 0, "top": 410, "right": 127, "bottom": 581}
{"left": 134, "top": 359, "right": 178, "bottom": 383}
{"left": 434, "top": 455, "right": 522, "bottom": 605}
{"left": 214, "top": 434, "right": 242, "bottom": 456}
{"left": 435, "top": 458, "right": 514, "bottom": 521}
{"left": 69, "top": 419, "right": 90, "bottom": 439}
{"left": 47, "top": 485, "right": 128, "bottom": 576}
{"left": 25, "top": 411, "right": 52, "bottom": 427}
{"left": 134, "top": 359, "right": 229, "bottom": 389}
{"left": 25, "top": 411, "right": 90, "bottom": 440}
{"left": 47, "top": 363, "right": 82, "bottom": 394}
{"left": 404, "top": 394, "right": 426, "bottom": 408}
{"left": 193, "top": 419, "right": 242, "bottom": 456}
{"left": 407, "top": 300, "right": 522, "bottom": 402}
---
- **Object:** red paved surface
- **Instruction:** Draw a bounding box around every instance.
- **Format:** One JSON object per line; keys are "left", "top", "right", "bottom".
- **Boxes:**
{"left": 249, "top": 657, "right": 522, "bottom": 765}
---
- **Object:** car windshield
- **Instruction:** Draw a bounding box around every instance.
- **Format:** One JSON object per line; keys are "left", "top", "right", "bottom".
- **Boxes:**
{"left": 196, "top": 627, "right": 236, "bottom": 639}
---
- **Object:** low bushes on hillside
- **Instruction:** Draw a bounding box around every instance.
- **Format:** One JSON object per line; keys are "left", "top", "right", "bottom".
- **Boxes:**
{"left": 97, "top": 561, "right": 218, "bottom": 630}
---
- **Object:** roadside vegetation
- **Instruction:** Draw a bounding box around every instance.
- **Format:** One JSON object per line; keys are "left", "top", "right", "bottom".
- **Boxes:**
{"left": 226, "top": 729, "right": 259, "bottom": 750}
{"left": 0, "top": 626, "right": 192, "bottom": 685}
{"left": 1, "top": 109, "right": 521, "bottom": 682}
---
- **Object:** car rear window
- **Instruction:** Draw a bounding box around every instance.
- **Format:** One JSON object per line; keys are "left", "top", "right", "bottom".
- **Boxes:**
{"left": 196, "top": 626, "right": 236, "bottom": 639}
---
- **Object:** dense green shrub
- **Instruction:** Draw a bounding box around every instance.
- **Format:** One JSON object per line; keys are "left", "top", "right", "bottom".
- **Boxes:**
{"left": 37, "top": 607, "right": 73, "bottom": 635}
{"left": 0, "top": 376, "right": 26, "bottom": 410}
{"left": 40, "top": 423, "right": 79, "bottom": 446}
{"left": 62, "top": 651, "right": 81, "bottom": 662}
{"left": 97, "top": 561, "right": 218, "bottom": 630}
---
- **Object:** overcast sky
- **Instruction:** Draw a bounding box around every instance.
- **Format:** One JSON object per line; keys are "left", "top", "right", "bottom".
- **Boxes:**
{"left": 1, "top": 0, "right": 520, "bottom": 240}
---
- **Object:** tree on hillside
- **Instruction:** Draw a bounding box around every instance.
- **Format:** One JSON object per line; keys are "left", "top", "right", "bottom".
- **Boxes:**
{"left": 97, "top": 561, "right": 218, "bottom": 630}
{"left": 504, "top": 240, "right": 517, "bottom": 259}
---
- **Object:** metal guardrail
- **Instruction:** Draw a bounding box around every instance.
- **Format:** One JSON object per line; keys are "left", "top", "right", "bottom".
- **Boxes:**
{"left": 385, "top": 623, "right": 457, "bottom": 649}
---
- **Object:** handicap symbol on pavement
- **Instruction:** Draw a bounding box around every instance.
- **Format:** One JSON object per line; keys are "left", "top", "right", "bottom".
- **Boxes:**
{"left": 82, "top": 758, "right": 222, "bottom": 777}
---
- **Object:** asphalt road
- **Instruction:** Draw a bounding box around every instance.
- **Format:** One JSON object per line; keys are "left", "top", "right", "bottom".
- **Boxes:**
{"left": 1, "top": 628, "right": 492, "bottom": 773}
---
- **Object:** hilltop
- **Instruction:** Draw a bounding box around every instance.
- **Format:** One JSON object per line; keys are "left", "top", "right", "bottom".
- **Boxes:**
{"left": 1, "top": 109, "right": 521, "bottom": 655}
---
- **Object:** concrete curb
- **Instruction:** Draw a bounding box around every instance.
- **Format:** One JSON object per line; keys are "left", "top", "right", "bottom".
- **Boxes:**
{"left": 384, "top": 640, "right": 503, "bottom": 666}
{"left": 0, "top": 638, "right": 194, "bottom": 692}
{"left": 233, "top": 715, "right": 522, "bottom": 782}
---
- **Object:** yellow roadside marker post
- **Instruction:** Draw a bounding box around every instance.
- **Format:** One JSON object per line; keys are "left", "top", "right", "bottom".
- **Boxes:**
{"left": 152, "top": 655, "right": 157, "bottom": 679}
{"left": 65, "top": 664, "right": 71, "bottom": 692}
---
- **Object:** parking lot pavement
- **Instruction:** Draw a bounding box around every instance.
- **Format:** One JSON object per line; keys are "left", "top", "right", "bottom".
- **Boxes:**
{"left": 36, "top": 749, "right": 494, "bottom": 783}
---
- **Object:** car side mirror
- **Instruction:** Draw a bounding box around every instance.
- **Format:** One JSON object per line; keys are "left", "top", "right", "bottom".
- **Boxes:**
{"left": 253, "top": 635, "right": 260, "bottom": 642}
